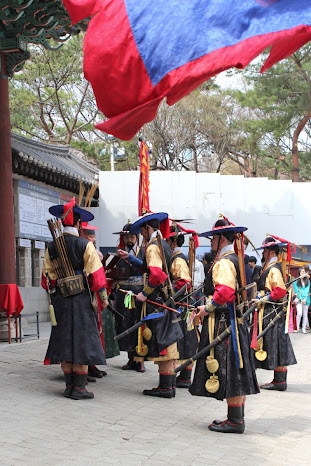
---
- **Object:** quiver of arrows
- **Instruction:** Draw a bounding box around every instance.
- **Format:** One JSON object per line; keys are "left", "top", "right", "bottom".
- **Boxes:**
{"left": 47, "top": 219, "right": 85, "bottom": 297}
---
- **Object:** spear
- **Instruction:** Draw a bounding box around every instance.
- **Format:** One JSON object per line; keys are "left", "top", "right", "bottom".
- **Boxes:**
{"left": 118, "top": 289, "right": 180, "bottom": 314}
{"left": 175, "top": 273, "right": 306, "bottom": 374}
{"left": 115, "top": 282, "right": 188, "bottom": 341}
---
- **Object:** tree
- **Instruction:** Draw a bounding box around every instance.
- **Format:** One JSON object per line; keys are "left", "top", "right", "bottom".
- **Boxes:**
{"left": 231, "top": 43, "right": 311, "bottom": 181}
{"left": 144, "top": 82, "right": 241, "bottom": 173}
{"left": 9, "top": 34, "right": 98, "bottom": 145}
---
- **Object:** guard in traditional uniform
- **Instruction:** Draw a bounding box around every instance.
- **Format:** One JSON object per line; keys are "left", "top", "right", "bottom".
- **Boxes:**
{"left": 42, "top": 200, "right": 108, "bottom": 400}
{"left": 253, "top": 236, "right": 297, "bottom": 391}
{"left": 80, "top": 222, "right": 107, "bottom": 380}
{"left": 190, "top": 218, "right": 259, "bottom": 433}
{"left": 166, "top": 225, "right": 198, "bottom": 389}
{"left": 117, "top": 212, "right": 183, "bottom": 398}
{"left": 113, "top": 221, "right": 145, "bottom": 372}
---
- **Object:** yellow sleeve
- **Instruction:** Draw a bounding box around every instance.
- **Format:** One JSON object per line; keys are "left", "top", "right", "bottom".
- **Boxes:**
{"left": 83, "top": 241, "right": 103, "bottom": 274}
{"left": 266, "top": 267, "right": 286, "bottom": 292}
{"left": 171, "top": 257, "right": 191, "bottom": 283}
{"left": 145, "top": 243, "right": 163, "bottom": 268}
{"left": 212, "top": 258, "right": 237, "bottom": 290}
{"left": 42, "top": 248, "right": 57, "bottom": 281}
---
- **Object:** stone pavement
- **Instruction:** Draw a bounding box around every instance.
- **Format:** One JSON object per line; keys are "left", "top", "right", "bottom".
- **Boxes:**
{"left": 0, "top": 324, "right": 310, "bottom": 466}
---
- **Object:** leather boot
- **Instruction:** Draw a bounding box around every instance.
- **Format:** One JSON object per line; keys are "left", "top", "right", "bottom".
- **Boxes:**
{"left": 63, "top": 372, "right": 73, "bottom": 398}
{"left": 260, "top": 369, "right": 287, "bottom": 391}
{"left": 172, "top": 374, "right": 176, "bottom": 397}
{"left": 122, "top": 351, "right": 137, "bottom": 370}
{"left": 176, "top": 368, "right": 192, "bottom": 388}
{"left": 71, "top": 373, "right": 95, "bottom": 400}
{"left": 136, "top": 361, "right": 146, "bottom": 373}
{"left": 209, "top": 405, "right": 245, "bottom": 434}
{"left": 212, "top": 403, "right": 245, "bottom": 426}
{"left": 143, "top": 374, "right": 174, "bottom": 398}
{"left": 87, "top": 375, "right": 96, "bottom": 383}
{"left": 88, "top": 365, "right": 107, "bottom": 378}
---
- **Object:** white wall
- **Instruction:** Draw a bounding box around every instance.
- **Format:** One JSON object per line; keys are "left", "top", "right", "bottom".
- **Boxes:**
{"left": 98, "top": 171, "right": 311, "bottom": 250}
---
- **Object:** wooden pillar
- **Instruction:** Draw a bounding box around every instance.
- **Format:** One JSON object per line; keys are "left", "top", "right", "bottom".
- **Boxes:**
{"left": 0, "top": 53, "right": 16, "bottom": 284}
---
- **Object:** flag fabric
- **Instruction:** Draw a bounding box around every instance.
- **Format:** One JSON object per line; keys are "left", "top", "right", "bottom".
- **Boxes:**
{"left": 138, "top": 140, "right": 150, "bottom": 216}
{"left": 63, "top": 0, "right": 311, "bottom": 140}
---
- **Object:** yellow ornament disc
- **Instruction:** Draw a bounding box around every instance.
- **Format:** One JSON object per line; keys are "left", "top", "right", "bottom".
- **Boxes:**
{"left": 255, "top": 349, "right": 267, "bottom": 361}
{"left": 205, "top": 375, "right": 220, "bottom": 393}
{"left": 205, "top": 356, "right": 219, "bottom": 373}
{"left": 136, "top": 344, "right": 148, "bottom": 356}
{"left": 142, "top": 327, "right": 152, "bottom": 341}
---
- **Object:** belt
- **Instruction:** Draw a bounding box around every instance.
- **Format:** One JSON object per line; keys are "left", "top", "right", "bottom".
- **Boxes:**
{"left": 118, "top": 276, "right": 144, "bottom": 286}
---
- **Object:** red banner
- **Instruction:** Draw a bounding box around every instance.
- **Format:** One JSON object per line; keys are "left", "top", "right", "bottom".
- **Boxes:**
{"left": 138, "top": 140, "right": 150, "bottom": 216}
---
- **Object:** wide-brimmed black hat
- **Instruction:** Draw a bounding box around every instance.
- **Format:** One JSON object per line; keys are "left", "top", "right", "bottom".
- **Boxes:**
{"left": 256, "top": 236, "right": 287, "bottom": 251}
{"left": 130, "top": 212, "right": 168, "bottom": 235}
{"left": 49, "top": 198, "right": 94, "bottom": 224}
{"left": 199, "top": 218, "right": 247, "bottom": 238}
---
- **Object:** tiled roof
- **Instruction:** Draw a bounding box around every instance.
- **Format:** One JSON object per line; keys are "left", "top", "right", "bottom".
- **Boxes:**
{"left": 11, "top": 133, "right": 98, "bottom": 185}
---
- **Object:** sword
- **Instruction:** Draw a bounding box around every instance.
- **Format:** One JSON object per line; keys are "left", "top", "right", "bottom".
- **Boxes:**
{"left": 174, "top": 302, "right": 258, "bottom": 374}
{"left": 256, "top": 307, "right": 286, "bottom": 340}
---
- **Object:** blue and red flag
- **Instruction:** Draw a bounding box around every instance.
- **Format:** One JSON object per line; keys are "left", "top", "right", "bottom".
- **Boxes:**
{"left": 63, "top": 0, "right": 311, "bottom": 140}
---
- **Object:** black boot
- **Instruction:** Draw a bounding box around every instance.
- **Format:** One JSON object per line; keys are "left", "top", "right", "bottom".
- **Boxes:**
{"left": 143, "top": 374, "right": 174, "bottom": 398}
{"left": 87, "top": 375, "right": 96, "bottom": 383}
{"left": 88, "top": 365, "right": 107, "bottom": 378}
{"left": 176, "top": 367, "right": 192, "bottom": 388}
{"left": 136, "top": 361, "right": 146, "bottom": 373}
{"left": 209, "top": 405, "right": 245, "bottom": 434}
{"left": 63, "top": 372, "right": 73, "bottom": 398}
{"left": 172, "top": 374, "right": 176, "bottom": 397}
{"left": 212, "top": 404, "right": 245, "bottom": 426}
{"left": 260, "top": 369, "right": 287, "bottom": 391}
{"left": 71, "top": 373, "right": 95, "bottom": 400}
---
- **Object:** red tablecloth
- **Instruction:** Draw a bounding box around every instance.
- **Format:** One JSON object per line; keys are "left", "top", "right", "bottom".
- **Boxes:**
{"left": 0, "top": 284, "right": 24, "bottom": 317}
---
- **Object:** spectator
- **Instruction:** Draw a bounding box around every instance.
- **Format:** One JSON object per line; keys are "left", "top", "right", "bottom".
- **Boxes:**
{"left": 203, "top": 252, "right": 215, "bottom": 297}
{"left": 293, "top": 267, "right": 310, "bottom": 334}
{"left": 248, "top": 256, "right": 262, "bottom": 282}
{"left": 192, "top": 258, "right": 205, "bottom": 305}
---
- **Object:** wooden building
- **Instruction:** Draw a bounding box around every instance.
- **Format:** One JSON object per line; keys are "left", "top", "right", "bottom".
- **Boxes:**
{"left": 11, "top": 133, "right": 99, "bottom": 320}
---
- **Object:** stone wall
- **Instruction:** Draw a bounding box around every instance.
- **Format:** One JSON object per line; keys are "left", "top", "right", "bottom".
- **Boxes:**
{"left": 18, "top": 287, "right": 49, "bottom": 323}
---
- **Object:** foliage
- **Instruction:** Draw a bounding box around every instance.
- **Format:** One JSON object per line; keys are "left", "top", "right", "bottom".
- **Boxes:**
{"left": 9, "top": 34, "right": 97, "bottom": 144}
{"left": 229, "top": 44, "right": 311, "bottom": 180}
{"left": 9, "top": 35, "right": 311, "bottom": 179}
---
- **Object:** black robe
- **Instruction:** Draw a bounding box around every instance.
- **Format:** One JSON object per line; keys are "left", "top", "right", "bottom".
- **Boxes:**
{"left": 44, "top": 234, "right": 106, "bottom": 366}
{"left": 190, "top": 252, "right": 259, "bottom": 400}
{"left": 254, "top": 262, "right": 297, "bottom": 370}
{"left": 134, "top": 238, "right": 183, "bottom": 359}
{"left": 171, "top": 251, "right": 198, "bottom": 360}
{"left": 115, "top": 246, "right": 145, "bottom": 352}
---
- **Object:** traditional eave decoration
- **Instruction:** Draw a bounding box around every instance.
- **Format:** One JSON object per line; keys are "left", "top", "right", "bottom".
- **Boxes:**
{"left": 0, "top": 0, "right": 86, "bottom": 76}
{"left": 11, "top": 133, "right": 99, "bottom": 197}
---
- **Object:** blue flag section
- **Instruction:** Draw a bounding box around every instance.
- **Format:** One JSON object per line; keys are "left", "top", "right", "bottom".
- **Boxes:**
{"left": 125, "top": 0, "right": 311, "bottom": 86}
{"left": 63, "top": 0, "right": 311, "bottom": 140}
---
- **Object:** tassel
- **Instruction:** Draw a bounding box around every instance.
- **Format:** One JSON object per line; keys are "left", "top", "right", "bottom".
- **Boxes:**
{"left": 49, "top": 304, "right": 57, "bottom": 326}
{"left": 251, "top": 309, "right": 258, "bottom": 349}
{"left": 124, "top": 291, "right": 135, "bottom": 309}
{"left": 160, "top": 217, "right": 170, "bottom": 238}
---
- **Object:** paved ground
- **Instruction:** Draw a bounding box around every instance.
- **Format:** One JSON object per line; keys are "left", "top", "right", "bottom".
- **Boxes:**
{"left": 0, "top": 323, "right": 310, "bottom": 466}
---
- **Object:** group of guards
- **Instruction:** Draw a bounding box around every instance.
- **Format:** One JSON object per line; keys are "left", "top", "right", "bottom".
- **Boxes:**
{"left": 42, "top": 200, "right": 297, "bottom": 434}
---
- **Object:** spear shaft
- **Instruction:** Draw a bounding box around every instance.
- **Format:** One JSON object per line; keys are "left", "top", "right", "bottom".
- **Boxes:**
{"left": 118, "top": 289, "right": 180, "bottom": 314}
